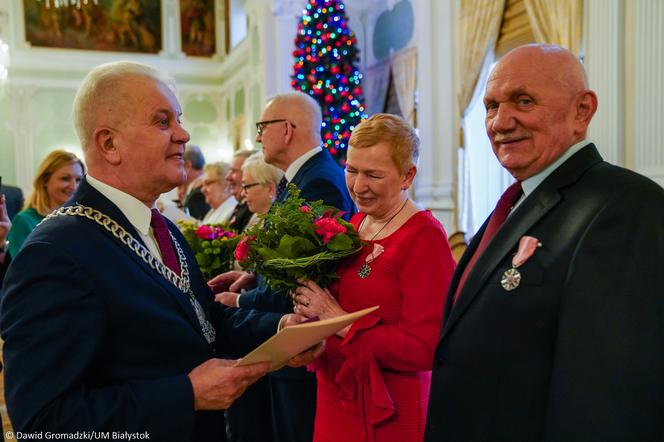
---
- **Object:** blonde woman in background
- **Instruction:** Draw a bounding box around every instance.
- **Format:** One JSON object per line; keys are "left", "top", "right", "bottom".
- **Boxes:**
{"left": 199, "top": 161, "right": 235, "bottom": 224}
{"left": 8, "top": 150, "right": 84, "bottom": 258}
{"left": 240, "top": 151, "right": 284, "bottom": 229}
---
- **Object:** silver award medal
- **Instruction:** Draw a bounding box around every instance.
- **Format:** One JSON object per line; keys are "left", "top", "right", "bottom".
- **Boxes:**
{"left": 501, "top": 267, "right": 521, "bottom": 291}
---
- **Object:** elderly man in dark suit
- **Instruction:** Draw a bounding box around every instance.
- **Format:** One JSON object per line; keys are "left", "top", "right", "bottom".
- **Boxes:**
{"left": 425, "top": 44, "right": 664, "bottom": 442}
{"left": 212, "top": 92, "right": 355, "bottom": 442}
{"left": 0, "top": 61, "right": 321, "bottom": 442}
{"left": 181, "top": 144, "right": 210, "bottom": 220}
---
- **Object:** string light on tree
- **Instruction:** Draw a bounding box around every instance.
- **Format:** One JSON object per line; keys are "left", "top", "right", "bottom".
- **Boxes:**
{"left": 292, "top": 0, "right": 366, "bottom": 165}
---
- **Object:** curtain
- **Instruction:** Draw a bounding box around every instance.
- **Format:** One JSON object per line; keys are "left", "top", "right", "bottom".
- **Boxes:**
{"left": 363, "top": 58, "right": 392, "bottom": 116}
{"left": 391, "top": 47, "right": 418, "bottom": 125}
{"left": 524, "top": 0, "right": 583, "bottom": 56}
{"left": 456, "top": 0, "right": 505, "bottom": 233}
{"left": 458, "top": 0, "right": 506, "bottom": 117}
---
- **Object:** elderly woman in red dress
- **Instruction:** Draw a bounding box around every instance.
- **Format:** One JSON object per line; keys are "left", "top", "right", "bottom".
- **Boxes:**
{"left": 294, "top": 113, "right": 456, "bottom": 442}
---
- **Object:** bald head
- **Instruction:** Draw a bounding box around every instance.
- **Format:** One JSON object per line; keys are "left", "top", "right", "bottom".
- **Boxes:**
{"left": 497, "top": 44, "right": 588, "bottom": 94}
{"left": 484, "top": 44, "right": 598, "bottom": 180}
{"left": 264, "top": 92, "right": 322, "bottom": 143}
{"left": 257, "top": 91, "right": 323, "bottom": 170}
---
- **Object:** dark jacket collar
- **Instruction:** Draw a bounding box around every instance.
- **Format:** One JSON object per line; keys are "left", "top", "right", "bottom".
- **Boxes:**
{"left": 440, "top": 143, "right": 604, "bottom": 339}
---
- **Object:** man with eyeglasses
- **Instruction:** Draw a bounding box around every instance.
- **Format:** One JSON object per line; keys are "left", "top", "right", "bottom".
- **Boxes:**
{"left": 211, "top": 91, "right": 355, "bottom": 442}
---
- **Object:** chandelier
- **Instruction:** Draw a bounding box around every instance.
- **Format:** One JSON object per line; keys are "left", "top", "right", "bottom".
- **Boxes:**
{"left": 38, "top": 0, "right": 99, "bottom": 8}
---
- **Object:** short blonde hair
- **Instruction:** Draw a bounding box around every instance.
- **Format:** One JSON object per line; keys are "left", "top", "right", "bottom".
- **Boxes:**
{"left": 349, "top": 113, "right": 419, "bottom": 173}
{"left": 26, "top": 150, "right": 85, "bottom": 215}
{"left": 73, "top": 61, "right": 175, "bottom": 152}
{"left": 241, "top": 152, "right": 284, "bottom": 185}
{"left": 203, "top": 162, "right": 230, "bottom": 182}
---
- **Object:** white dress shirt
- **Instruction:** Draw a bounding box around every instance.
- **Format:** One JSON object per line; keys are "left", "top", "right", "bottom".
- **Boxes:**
{"left": 86, "top": 175, "right": 165, "bottom": 264}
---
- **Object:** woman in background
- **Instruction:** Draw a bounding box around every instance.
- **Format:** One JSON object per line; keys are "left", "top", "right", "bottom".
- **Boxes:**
{"left": 240, "top": 151, "right": 284, "bottom": 229}
{"left": 8, "top": 150, "right": 84, "bottom": 258}
{"left": 294, "top": 114, "right": 456, "bottom": 442}
{"left": 199, "top": 161, "right": 235, "bottom": 224}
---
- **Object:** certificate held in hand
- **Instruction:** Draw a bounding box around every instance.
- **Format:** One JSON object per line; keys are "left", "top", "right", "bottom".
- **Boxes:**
{"left": 236, "top": 305, "right": 379, "bottom": 371}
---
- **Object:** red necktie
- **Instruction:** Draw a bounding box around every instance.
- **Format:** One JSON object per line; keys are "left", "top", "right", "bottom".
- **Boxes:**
{"left": 453, "top": 182, "right": 522, "bottom": 304}
{"left": 150, "top": 208, "right": 181, "bottom": 275}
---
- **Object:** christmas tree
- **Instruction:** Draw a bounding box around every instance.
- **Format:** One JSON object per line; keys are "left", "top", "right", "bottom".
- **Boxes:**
{"left": 292, "top": 0, "right": 366, "bottom": 164}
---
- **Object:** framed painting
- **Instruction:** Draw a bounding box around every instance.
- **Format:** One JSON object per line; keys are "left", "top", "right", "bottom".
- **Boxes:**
{"left": 180, "top": 0, "right": 215, "bottom": 57}
{"left": 23, "top": 0, "right": 162, "bottom": 53}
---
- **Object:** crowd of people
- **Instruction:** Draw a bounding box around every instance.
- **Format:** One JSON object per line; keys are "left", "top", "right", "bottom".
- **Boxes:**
{"left": 0, "top": 43, "right": 662, "bottom": 442}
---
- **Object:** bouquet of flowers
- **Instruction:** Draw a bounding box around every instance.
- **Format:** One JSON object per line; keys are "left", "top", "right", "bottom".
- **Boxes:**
{"left": 234, "top": 184, "right": 362, "bottom": 292}
{"left": 177, "top": 221, "right": 240, "bottom": 279}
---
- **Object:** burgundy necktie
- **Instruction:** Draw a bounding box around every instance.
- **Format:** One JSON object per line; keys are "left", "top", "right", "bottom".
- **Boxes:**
{"left": 453, "top": 181, "right": 523, "bottom": 304}
{"left": 150, "top": 208, "right": 181, "bottom": 275}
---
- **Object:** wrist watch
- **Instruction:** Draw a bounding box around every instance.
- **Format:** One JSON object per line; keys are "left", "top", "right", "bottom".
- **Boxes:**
{"left": 0, "top": 239, "right": 9, "bottom": 254}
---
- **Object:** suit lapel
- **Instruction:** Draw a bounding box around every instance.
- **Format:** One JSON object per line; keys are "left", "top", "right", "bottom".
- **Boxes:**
{"left": 290, "top": 150, "right": 326, "bottom": 187}
{"left": 276, "top": 150, "right": 327, "bottom": 203}
{"left": 74, "top": 179, "right": 208, "bottom": 342}
{"left": 440, "top": 144, "right": 604, "bottom": 340}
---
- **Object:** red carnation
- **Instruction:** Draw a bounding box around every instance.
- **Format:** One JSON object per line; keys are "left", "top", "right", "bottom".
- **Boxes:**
{"left": 194, "top": 225, "right": 214, "bottom": 239}
{"left": 234, "top": 236, "right": 254, "bottom": 261}
{"left": 314, "top": 217, "right": 347, "bottom": 244}
{"left": 299, "top": 205, "right": 311, "bottom": 213}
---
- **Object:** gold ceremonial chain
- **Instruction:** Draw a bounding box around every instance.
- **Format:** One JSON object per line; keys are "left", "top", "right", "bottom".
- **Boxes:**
{"left": 43, "top": 205, "right": 216, "bottom": 344}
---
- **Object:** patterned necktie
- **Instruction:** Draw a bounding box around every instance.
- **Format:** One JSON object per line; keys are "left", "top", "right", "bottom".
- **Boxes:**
{"left": 275, "top": 177, "right": 289, "bottom": 201}
{"left": 453, "top": 181, "right": 523, "bottom": 304}
{"left": 150, "top": 208, "right": 181, "bottom": 275}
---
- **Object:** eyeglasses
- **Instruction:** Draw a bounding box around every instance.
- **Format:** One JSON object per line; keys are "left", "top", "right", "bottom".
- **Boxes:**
{"left": 241, "top": 182, "right": 263, "bottom": 191}
{"left": 255, "top": 119, "right": 297, "bottom": 136}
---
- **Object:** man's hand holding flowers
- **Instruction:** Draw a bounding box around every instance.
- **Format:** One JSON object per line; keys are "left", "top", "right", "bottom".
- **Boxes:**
{"left": 208, "top": 270, "right": 257, "bottom": 294}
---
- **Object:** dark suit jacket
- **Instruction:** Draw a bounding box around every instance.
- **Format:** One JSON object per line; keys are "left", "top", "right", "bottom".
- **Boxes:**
{"left": 425, "top": 144, "right": 664, "bottom": 442}
{"left": 183, "top": 185, "right": 210, "bottom": 221}
{"left": 1, "top": 185, "right": 24, "bottom": 221}
{"left": 229, "top": 200, "right": 253, "bottom": 232}
{"left": 0, "top": 179, "right": 282, "bottom": 441}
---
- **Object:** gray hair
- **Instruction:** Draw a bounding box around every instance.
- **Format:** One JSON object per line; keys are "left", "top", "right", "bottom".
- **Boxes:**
{"left": 233, "top": 148, "right": 259, "bottom": 161}
{"left": 184, "top": 145, "right": 206, "bottom": 170}
{"left": 203, "top": 162, "right": 230, "bottom": 182}
{"left": 72, "top": 61, "right": 176, "bottom": 152}
{"left": 241, "top": 152, "right": 284, "bottom": 185}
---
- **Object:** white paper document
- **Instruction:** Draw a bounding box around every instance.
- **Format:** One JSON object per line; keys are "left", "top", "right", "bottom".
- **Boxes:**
{"left": 236, "top": 305, "right": 380, "bottom": 371}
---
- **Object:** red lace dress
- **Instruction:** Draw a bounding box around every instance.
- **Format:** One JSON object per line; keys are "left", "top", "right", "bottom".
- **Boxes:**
{"left": 312, "top": 211, "right": 456, "bottom": 442}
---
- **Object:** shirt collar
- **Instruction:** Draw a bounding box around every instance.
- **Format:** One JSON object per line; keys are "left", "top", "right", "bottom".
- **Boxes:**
{"left": 284, "top": 146, "right": 322, "bottom": 182}
{"left": 521, "top": 140, "right": 591, "bottom": 197}
{"left": 86, "top": 175, "right": 153, "bottom": 236}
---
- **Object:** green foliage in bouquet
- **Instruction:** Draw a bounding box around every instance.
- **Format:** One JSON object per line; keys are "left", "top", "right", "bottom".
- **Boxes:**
{"left": 177, "top": 221, "right": 240, "bottom": 279}
{"left": 234, "top": 184, "right": 362, "bottom": 292}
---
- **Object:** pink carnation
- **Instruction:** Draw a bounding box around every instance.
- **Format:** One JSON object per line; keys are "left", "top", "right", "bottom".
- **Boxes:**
{"left": 299, "top": 205, "right": 311, "bottom": 213}
{"left": 314, "top": 217, "right": 347, "bottom": 244}
{"left": 215, "top": 227, "right": 237, "bottom": 239}
{"left": 195, "top": 225, "right": 215, "bottom": 240}
{"left": 234, "top": 236, "right": 253, "bottom": 261}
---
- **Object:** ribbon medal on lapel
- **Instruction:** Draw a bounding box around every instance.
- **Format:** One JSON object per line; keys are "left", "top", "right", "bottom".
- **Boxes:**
{"left": 501, "top": 236, "right": 541, "bottom": 291}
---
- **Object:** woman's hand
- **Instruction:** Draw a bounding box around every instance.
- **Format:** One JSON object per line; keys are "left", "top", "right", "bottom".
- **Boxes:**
{"left": 292, "top": 279, "right": 347, "bottom": 321}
